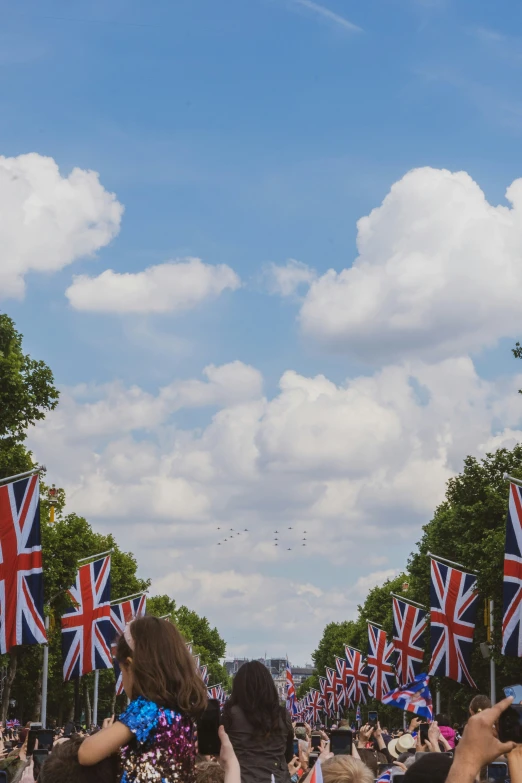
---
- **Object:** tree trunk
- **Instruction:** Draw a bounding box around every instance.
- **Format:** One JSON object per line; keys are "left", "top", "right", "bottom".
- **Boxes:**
{"left": 1, "top": 650, "right": 18, "bottom": 722}
{"left": 84, "top": 679, "right": 92, "bottom": 728}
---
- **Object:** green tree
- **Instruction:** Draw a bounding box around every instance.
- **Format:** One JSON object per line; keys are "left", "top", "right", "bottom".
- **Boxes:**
{"left": 0, "top": 314, "right": 59, "bottom": 455}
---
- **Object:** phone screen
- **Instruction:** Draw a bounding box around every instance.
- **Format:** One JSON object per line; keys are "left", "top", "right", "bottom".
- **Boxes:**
{"left": 196, "top": 699, "right": 221, "bottom": 756}
{"left": 329, "top": 730, "right": 353, "bottom": 756}
{"left": 368, "top": 711, "right": 378, "bottom": 728}
{"left": 309, "top": 752, "right": 319, "bottom": 768}
{"left": 485, "top": 762, "right": 508, "bottom": 781}
{"left": 293, "top": 739, "right": 299, "bottom": 757}
{"left": 311, "top": 733, "right": 321, "bottom": 750}
{"left": 419, "top": 723, "right": 430, "bottom": 743}
{"left": 36, "top": 730, "right": 54, "bottom": 751}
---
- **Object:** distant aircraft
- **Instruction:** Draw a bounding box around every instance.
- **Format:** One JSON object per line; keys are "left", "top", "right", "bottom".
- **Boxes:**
{"left": 274, "top": 530, "right": 279, "bottom": 534}
{"left": 217, "top": 527, "right": 221, "bottom": 530}
{"left": 302, "top": 544, "right": 306, "bottom": 547}
{"left": 275, "top": 543, "right": 278, "bottom": 547}
{"left": 288, "top": 527, "right": 293, "bottom": 530}
{"left": 287, "top": 548, "right": 291, "bottom": 551}
{"left": 303, "top": 530, "right": 307, "bottom": 534}
{"left": 224, "top": 538, "right": 228, "bottom": 542}
{"left": 218, "top": 543, "right": 221, "bottom": 546}
{"left": 244, "top": 528, "right": 248, "bottom": 532}
{"left": 230, "top": 528, "right": 234, "bottom": 531}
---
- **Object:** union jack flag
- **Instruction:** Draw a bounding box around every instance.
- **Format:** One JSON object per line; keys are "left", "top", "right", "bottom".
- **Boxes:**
{"left": 325, "top": 667, "right": 340, "bottom": 715}
{"left": 367, "top": 624, "right": 396, "bottom": 702}
{"left": 110, "top": 593, "right": 147, "bottom": 695}
{"left": 318, "top": 675, "right": 328, "bottom": 712}
{"left": 503, "top": 483, "right": 522, "bottom": 656}
{"left": 392, "top": 597, "right": 427, "bottom": 686}
{"left": 381, "top": 672, "right": 433, "bottom": 720}
{"left": 61, "top": 556, "right": 112, "bottom": 681}
{"left": 208, "top": 684, "right": 227, "bottom": 705}
{"left": 307, "top": 689, "right": 323, "bottom": 723}
{"left": 335, "top": 656, "right": 354, "bottom": 709}
{"left": 344, "top": 646, "right": 369, "bottom": 704}
{"left": 376, "top": 771, "right": 391, "bottom": 783}
{"left": 428, "top": 558, "right": 478, "bottom": 687}
{"left": 199, "top": 664, "right": 209, "bottom": 685}
{"left": 286, "top": 665, "right": 297, "bottom": 714}
{"left": 0, "top": 475, "right": 47, "bottom": 654}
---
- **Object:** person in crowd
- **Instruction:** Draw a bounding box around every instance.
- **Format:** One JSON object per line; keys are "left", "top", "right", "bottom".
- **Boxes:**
{"left": 403, "top": 753, "right": 453, "bottom": 782}
{"left": 37, "top": 736, "right": 118, "bottom": 783}
{"left": 468, "top": 694, "right": 492, "bottom": 716}
{"left": 434, "top": 714, "right": 456, "bottom": 749}
{"left": 77, "top": 615, "right": 208, "bottom": 783}
{"left": 445, "top": 696, "right": 520, "bottom": 783}
{"left": 196, "top": 759, "right": 225, "bottom": 783}
{"left": 355, "top": 724, "right": 389, "bottom": 775}
{"left": 320, "top": 754, "right": 374, "bottom": 783}
{"left": 223, "top": 660, "right": 293, "bottom": 783}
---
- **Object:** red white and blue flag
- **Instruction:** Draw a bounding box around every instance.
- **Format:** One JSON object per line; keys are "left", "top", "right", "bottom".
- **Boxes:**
{"left": 61, "top": 556, "right": 112, "bottom": 681}
{"left": 110, "top": 593, "right": 147, "bottom": 695}
{"left": 503, "top": 483, "right": 522, "bottom": 656}
{"left": 199, "top": 664, "right": 209, "bottom": 685}
{"left": 344, "top": 646, "right": 369, "bottom": 704}
{"left": 307, "top": 756, "right": 323, "bottom": 783}
{"left": 376, "top": 770, "right": 391, "bottom": 783}
{"left": 381, "top": 672, "right": 433, "bottom": 721}
{"left": 335, "top": 656, "right": 354, "bottom": 709}
{"left": 325, "top": 667, "right": 340, "bottom": 715}
{"left": 392, "top": 596, "right": 427, "bottom": 686}
{"left": 286, "top": 665, "right": 298, "bottom": 715}
{"left": 428, "top": 558, "right": 478, "bottom": 687}
{"left": 208, "top": 683, "right": 227, "bottom": 705}
{"left": 0, "top": 475, "right": 47, "bottom": 654}
{"left": 367, "top": 624, "right": 396, "bottom": 702}
{"left": 307, "top": 689, "right": 323, "bottom": 723}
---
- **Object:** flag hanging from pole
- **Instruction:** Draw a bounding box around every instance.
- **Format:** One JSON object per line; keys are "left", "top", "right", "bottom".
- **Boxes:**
{"left": 110, "top": 593, "right": 147, "bottom": 695}
{"left": 367, "top": 624, "right": 396, "bottom": 702}
{"left": 344, "top": 646, "right": 369, "bottom": 704}
{"left": 392, "top": 596, "right": 427, "bottom": 686}
{"left": 0, "top": 474, "right": 46, "bottom": 654}
{"left": 502, "top": 483, "right": 522, "bottom": 656}
{"left": 335, "top": 656, "right": 354, "bottom": 709}
{"left": 428, "top": 557, "right": 478, "bottom": 687}
{"left": 286, "top": 664, "right": 297, "bottom": 715}
{"left": 61, "top": 555, "right": 112, "bottom": 681}
{"left": 381, "top": 672, "right": 433, "bottom": 720}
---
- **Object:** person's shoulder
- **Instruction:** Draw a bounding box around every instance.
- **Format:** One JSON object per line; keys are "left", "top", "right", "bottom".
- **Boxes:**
{"left": 119, "top": 696, "right": 162, "bottom": 741}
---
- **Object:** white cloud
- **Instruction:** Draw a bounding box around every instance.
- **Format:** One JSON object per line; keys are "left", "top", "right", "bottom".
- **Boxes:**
{"left": 300, "top": 167, "right": 522, "bottom": 361}
{"left": 0, "top": 153, "right": 123, "bottom": 299}
{"left": 66, "top": 257, "right": 241, "bottom": 313}
{"left": 28, "top": 354, "right": 522, "bottom": 659}
{"left": 266, "top": 259, "right": 316, "bottom": 297}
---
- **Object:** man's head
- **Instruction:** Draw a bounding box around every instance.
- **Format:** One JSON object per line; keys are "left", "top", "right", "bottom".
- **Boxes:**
{"left": 196, "top": 761, "right": 225, "bottom": 783}
{"left": 404, "top": 753, "right": 452, "bottom": 783}
{"left": 39, "top": 737, "right": 118, "bottom": 783}
{"left": 469, "top": 694, "right": 492, "bottom": 716}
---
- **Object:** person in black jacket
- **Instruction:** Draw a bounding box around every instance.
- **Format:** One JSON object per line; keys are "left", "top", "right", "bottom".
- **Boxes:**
{"left": 223, "top": 661, "right": 293, "bottom": 783}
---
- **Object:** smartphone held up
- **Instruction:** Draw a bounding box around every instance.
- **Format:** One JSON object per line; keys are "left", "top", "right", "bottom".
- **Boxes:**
{"left": 196, "top": 699, "right": 221, "bottom": 756}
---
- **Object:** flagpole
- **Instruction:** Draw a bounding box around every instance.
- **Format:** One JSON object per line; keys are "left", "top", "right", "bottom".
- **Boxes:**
{"left": 390, "top": 592, "right": 427, "bottom": 610}
{"left": 0, "top": 465, "right": 46, "bottom": 486}
{"left": 93, "top": 670, "right": 99, "bottom": 727}
{"left": 490, "top": 599, "right": 496, "bottom": 704}
{"left": 504, "top": 473, "right": 522, "bottom": 488}
{"left": 110, "top": 591, "right": 147, "bottom": 605}
{"left": 41, "top": 615, "right": 50, "bottom": 727}
{"left": 435, "top": 684, "right": 441, "bottom": 715}
{"left": 427, "top": 551, "right": 478, "bottom": 574}
{"left": 78, "top": 549, "right": 113, "bottom": 563}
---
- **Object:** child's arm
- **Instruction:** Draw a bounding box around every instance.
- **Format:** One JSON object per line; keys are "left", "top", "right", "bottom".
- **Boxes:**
{"left": 78, "top": 717, "right": 132, "bottom": 766}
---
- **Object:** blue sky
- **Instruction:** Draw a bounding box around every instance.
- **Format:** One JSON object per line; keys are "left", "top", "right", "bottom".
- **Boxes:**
{"left": 3, "top": 0, "right": 522, "bottom": 662}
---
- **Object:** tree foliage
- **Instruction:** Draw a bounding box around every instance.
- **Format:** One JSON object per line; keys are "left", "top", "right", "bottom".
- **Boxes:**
{"left": 0, "top": 315, "right": 59, "bottom": 450}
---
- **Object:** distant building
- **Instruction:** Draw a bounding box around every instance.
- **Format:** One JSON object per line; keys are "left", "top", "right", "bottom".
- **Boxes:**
{"left": 224, "top": 657, "right": 314, "bottom": 698}
{"left": 291, "top": 667, "right": 314, "bottom": 686}
{"left": 225, "top": 658, "right": 249, "bottom": 676}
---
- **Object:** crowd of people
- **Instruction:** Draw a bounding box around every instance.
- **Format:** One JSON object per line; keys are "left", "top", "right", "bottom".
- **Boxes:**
{"left": 1, "top": 616, "right": 520, "bottom": 783}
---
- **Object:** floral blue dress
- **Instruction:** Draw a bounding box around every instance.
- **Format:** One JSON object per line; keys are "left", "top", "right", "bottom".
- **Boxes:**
{"left": 118, "top": 696, "right": 197, "bottom": 783}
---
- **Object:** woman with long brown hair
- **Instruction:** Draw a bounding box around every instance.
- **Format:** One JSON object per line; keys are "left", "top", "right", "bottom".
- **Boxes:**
{"left": 223, "top": 661, "right": 293, "bottom": 783}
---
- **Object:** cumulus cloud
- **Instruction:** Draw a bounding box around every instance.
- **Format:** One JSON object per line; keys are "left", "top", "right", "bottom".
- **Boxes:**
{"left": 300, "top": 167, "right": 522, "bottom": 360}
{"left": 66, "top": 257, "right": 241, "bottom": 313}
{"left": 266, "top": 259, "right": 316, "bottom": 297}
{"left": 0, "top": 153, "right": 123, "bottom": 299}
{"left": 27, "top": 353, "right": 522, "bottom": 660}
